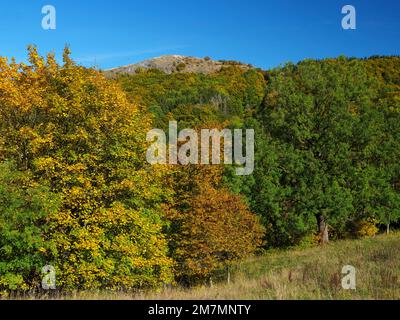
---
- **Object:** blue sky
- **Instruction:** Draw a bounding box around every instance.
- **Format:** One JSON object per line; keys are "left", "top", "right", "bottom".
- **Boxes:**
{"left": 1, "top": 0, "right": 399, "bottom": 70}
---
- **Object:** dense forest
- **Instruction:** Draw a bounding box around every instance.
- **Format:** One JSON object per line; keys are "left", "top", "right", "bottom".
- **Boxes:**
{"left": 117, "top": 55, "right": 400, "bottom": 246}
{"left": 0, "top": 46, "right": 399, "bottom": 294}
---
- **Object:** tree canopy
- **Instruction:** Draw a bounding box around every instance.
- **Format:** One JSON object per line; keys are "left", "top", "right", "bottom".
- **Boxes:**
{"left": 1, "top": 47, "right": 399, "bottom": 294}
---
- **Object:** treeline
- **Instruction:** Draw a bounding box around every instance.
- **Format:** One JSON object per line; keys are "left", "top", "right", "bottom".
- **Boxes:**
{"left": 117, "top": 56, "right": 400, "bottom": 248}
{"left": 0, "top": 47, "right": 399, "bottom": 294}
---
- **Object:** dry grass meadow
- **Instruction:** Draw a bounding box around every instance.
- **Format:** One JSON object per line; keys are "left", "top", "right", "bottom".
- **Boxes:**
{"left": 53, "top": 232, "right": 400, "bottom": 300}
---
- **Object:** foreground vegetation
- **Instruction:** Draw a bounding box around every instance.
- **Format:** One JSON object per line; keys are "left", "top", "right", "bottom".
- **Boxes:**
{"left": 70, "top": 233, "right": 400, "bottom": 300}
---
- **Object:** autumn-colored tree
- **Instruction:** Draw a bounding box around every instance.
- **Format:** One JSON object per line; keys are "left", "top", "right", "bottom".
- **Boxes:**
{"left": 0, "top": 47, "right": 173, "bottom": 290}
{"left": 165, "top": 164, "right": 265, "bottom": 285}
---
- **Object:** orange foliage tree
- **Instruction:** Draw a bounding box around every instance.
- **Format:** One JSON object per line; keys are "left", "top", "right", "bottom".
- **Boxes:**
{"left": 164, "top": 164, "right": 265, "bottom": 284}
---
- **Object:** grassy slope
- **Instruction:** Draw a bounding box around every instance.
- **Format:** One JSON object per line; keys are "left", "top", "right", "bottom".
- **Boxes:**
{"left": 80, "top": 233, "right": 399, "bottom": 300}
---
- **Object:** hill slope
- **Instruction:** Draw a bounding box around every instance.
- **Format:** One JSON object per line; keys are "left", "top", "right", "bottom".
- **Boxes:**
{"left": 105, "top": 55, "right": 253, "bottom": 76}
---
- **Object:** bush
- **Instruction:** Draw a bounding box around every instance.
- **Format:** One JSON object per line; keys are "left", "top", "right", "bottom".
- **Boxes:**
{"left": 0, "top": 162, "right": 59, "bottom": 294}
{"left": 354, "top": 218, "right": 379, "bottom": 238}
{"left": 176, "top": 63, "right": 186, "bottom": 72}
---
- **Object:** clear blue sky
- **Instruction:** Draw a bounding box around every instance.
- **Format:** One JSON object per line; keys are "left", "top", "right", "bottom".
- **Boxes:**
{"left": 1, "top": 0, "right": 399, "bottom": 70}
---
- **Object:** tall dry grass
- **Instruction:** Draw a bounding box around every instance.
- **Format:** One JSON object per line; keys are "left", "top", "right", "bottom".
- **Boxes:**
{"left": 14, "top": 232, "right": 400, "bottom": 300}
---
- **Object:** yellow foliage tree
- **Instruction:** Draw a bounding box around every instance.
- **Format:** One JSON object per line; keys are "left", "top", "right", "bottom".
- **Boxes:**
{"left": 0, "top": 46, "right": 174, "bottom": 290}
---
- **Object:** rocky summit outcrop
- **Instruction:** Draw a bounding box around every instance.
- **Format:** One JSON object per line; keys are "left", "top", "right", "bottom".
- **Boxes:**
{"left": 105, "top": 55, "right": 252, "bottom": 75}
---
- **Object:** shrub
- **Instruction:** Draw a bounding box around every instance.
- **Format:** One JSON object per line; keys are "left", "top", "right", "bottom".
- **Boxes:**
{"left": 354, "top": 218, "right": 379, "bottom": 238}
{"left": 0, "top": 162, "right": 59, "bottom": 294}
{"left": 176, "top": 63, "right": 186, "bottom": 72}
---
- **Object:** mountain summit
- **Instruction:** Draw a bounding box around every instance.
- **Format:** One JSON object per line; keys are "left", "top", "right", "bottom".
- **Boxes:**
{"left": 105, "top": 55, "right": 252, "bottom": 75}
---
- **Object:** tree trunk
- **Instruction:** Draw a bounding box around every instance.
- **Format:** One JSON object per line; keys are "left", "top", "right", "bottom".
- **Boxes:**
{"left": 317, "top": 214, "right": 329, "bottom": 244}
{"left": 387, "top": 212, "right": 391, "bottom": 235}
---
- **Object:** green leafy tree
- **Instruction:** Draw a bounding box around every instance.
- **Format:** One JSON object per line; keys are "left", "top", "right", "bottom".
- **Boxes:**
{"left": 252, "top": 58, "right": 391, "bottom": 244}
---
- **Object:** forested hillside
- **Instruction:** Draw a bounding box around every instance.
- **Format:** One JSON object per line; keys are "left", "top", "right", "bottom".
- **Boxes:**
{"left": 0, "top": 47, "right": 399, "bottom": 295}
{"left": 116, "top": 65, "right": 266, "bottom": 128}
{"left": 116, "top": 56, "right": 400, "bottom": 248}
